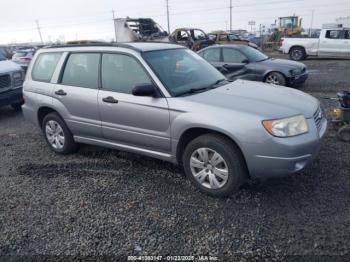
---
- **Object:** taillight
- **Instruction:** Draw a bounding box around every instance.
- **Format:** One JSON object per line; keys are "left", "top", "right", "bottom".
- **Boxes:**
{"left": 278, "top": 38, "right": 284, "bottom": 46}
{"left": 20, "top": 57, "right": 31, "bottom": 61}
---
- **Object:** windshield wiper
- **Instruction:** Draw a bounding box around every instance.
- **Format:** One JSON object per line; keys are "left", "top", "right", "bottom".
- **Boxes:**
{"left": 210, "top": 78, "right": 229, "bottom": 88}
{"left": 175, "top": 79, "right": 229, "bottom": 97}
{"left": 175, "top": 87, "right": 209, "bottom": 97}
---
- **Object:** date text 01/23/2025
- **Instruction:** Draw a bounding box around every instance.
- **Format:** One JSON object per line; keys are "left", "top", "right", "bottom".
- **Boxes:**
{"left": 127, "top": 255, "right": 219, "bottom": 261}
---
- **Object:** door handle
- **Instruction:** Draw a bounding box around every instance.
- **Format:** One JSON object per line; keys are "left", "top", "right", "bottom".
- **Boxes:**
{"left": 102, "top": 96, "right": 118, "bottom": 104}
{"left": 55, "top": 89, "right": 67, "bottom": 96}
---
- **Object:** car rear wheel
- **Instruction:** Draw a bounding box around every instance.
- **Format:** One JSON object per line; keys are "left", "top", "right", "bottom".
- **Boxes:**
{"left": 265, "top": 72, "right": 286, "bottom": 86}
{"left": 183, "top": 134, "right": 247, "bottom": 197}
{"left": 290, "top": 47, "right": 306, "bottom": 61}
{"left": 42, "top": 112, "right": 78, "bottom": 154}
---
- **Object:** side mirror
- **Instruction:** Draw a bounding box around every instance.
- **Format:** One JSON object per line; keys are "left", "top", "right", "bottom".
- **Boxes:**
{"left": 242, "top": 59, "right": 249, "bottom": 64}
{"left": 132, "top": 83, "right": 157, "bottom": 97}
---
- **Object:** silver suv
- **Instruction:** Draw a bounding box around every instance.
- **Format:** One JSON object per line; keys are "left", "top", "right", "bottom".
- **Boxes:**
{"left": 23, "top": 43, "right": 327, "bottom": 197}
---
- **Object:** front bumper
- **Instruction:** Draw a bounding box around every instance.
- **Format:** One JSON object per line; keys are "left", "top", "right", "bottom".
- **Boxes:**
{"left": 243, "top": 117, "right": 327, "bottom": 179}
{"left": 288, "top": 71, "right": 309, "bottom": 87}
{"left": 0, "top": 88, "right": 23, "bottom": 107}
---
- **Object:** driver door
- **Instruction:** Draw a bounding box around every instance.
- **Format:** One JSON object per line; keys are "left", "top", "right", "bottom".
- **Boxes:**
{"left": 98, "top": 53, "right": 171, "bottom": 153}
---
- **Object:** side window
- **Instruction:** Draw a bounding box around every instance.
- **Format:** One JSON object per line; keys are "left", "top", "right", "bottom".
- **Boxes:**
{"left": 61, "top": 53, "right": 99, "bottom": 88}
{"left": 208, "top": 34, "right": 217, "bottom": 41}
{"left": 32, "top": 52, "right": 62, "bottom": 82}
{"left": 202, "top": 48, "right": 221, "bottom": 62}
{"left": 101, "top": 53, "right": 152, "bottom": 94}
{"left": 177, "top": 30, "right": 189, "bottom": 41}
{"left": 343, "top": 30, "right": 350, "bottom": 39}
{"left": 193, "top": 30, "right": 206, "bottom": 40}
{"left": 326, "top": 30, "right": 341, "bottom": 39}
{"left": 223, "top": 48, "right": 247, "bottom": 63}
{"left": 219, "top": 34, "right": 229, "bottom": 41}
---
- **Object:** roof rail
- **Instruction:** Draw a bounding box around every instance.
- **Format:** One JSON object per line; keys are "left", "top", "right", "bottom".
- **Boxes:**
{"left": 322, "top": 23, "right": 343, "bottom": 29}
{"left": 43, "top": 42, "right": 141, "bottom": 52}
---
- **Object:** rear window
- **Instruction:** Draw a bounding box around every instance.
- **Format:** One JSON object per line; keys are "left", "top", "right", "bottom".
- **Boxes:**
{"left": 326, "top": 30, "right": 341, "bottom": 39}
{"left": 32, "top": 52, "right": 62, "bottom": 82}
{"left": 61, "top": 53, "right": 100, "bottom": 89}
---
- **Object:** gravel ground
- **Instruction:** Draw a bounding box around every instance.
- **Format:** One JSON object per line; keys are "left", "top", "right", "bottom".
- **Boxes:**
{"left": 0, "top": 56, "right": 350, "bottom": 261}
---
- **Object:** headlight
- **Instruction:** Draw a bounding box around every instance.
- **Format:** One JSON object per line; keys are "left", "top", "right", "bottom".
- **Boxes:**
{"left": 262, "top": 115, "right": 308, "bottom": 137}
{"left": 13, "top": 71, "right": 24, "bottom": 87}
{"left": 290, "top": 68, "right": 302, "bottom": 75}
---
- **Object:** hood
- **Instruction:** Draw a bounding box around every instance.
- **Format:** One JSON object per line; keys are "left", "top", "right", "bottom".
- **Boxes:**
{"left": 0, "top": 60, "right": 22, "bottom": 74}
{"left": 259, "top": 58, "right": 306, "bottom": 70}
{"left": 180, "top": 80, "right": 319, "bottom": 119}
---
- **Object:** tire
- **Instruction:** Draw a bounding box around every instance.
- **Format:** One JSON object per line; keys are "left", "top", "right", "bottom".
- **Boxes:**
{"left": 337, "top": 125, "right": 350, "bottom": 142}
{"left": 11, "top": 103, "right": 23, "bottom": 111}
{"left": 265, "top": 72, "right": 287, "bottom": 86}
{"left": 182, "top": 134, "right": 248, "bottom": 197}
{"left": 289, "top": 47, "right": 306, "bottom": 61}
{"left": 42, "top": 112, "right": 78, "bottom": 154}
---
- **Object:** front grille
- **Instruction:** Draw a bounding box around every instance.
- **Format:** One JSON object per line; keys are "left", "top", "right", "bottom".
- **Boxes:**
{"left": 0, "top": 74, "right": 11, "bottom": 89}
{"left": 313, "top": 106, "right": 323, "bottom": 132}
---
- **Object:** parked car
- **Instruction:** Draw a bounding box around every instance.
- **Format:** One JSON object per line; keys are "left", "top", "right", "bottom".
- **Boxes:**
{"left": 280, "top": 25, "right": 350, "bottom": 61}
{"left": 12, "top": 49, "right": 34, "bottom": 69}
{"left": 0, "top": 56, "right": 24, "bottom": 110}
{"left": 0, "top": 46, "right": 13, "bottom": 59}
{"left": 198, "top": 45, "right": 308, "bottom": 87}
{"left": 169, "top": 28, "right": 215, "bottom": 51}
{"left": 23, "top": 43, "right": 326, "bottom": 197}
{"left": 208, "top": 31, "right": 259, "bottom": 49}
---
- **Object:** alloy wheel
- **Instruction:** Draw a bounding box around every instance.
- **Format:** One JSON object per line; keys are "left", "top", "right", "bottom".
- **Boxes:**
{"left": 45, "top": 120, "right": 65, "bottom": 150}
{"left": 266, "top": 74, "right": 281, "bottom": 85}
{"left": 190, "top": 148, "right": 229, "bottom": 189}
{"left": 292, "top": 49, "right": 303, "bottom": 60}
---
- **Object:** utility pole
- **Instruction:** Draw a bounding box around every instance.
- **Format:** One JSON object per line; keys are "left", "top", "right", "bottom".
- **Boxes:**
{"left": 309, "top": 9, "right": 315, "bottom": 37}
{"left": 112, "top": 10, "right": 117, "bottom": 42}
{"left": 259, "top": 24, "right": 263, "bottom": 50}
{"left": 166, "top": 0, "right": 170, "bottom": 34}
{"left": 35, "top": 20, "right": 43, "bottom": 44}
{"left": 229, "top": 0, "right": 233, "bottom": 31}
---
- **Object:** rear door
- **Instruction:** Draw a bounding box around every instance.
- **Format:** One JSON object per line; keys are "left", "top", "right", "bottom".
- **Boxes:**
{"left": 98, "top": 53, "right": 171, "bottom": 153}
{"left": 318, "top": 30, "right": 343, "bottom": 57}
{"left": 53, "top": 52, "right": 101, "bottom": 139}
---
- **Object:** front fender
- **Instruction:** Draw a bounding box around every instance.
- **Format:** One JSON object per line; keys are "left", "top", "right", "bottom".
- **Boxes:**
{"left": 170, "top": 109, "right": 270, "bottom": 163}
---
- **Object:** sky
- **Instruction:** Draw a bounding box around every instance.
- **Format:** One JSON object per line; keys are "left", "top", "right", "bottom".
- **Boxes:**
{"left": 0, "top": 0, "right": 349, "bottom": 44}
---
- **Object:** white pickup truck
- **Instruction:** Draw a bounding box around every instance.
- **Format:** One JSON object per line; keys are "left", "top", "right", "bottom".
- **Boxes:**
{"left": 280, "top": 26, "right": 350, "bottom": 61}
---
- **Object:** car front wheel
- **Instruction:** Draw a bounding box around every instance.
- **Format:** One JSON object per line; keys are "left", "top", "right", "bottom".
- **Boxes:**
{"left": 183, "top": 134, "right": 247, "bottom": 197}
{"left": 265, "top": 72, "right": 286, "bottom": 86}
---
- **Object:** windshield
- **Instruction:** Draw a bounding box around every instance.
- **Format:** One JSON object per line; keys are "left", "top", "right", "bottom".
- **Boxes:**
{"left": 142, "top": 49, "right": 225, "bottom": 97}
{"left": 239, "top": 46, "right": 268, "bottom": 62}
